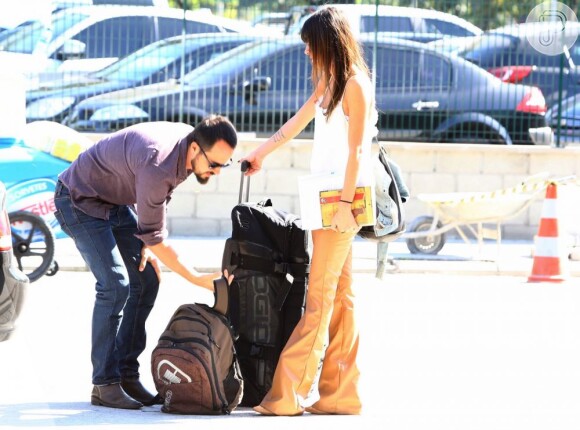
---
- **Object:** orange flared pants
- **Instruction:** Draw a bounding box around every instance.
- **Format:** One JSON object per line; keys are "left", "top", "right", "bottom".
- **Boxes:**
{"left": 258, "top": 228, "right": 361, "bottom": 415}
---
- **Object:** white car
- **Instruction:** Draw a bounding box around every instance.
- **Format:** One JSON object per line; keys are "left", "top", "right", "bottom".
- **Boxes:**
{"left": 288, "top": 4, "right": 482, "bottom": 42}
{"left": 0, "top": 0, "right": 53, "bottom": 34}
{"left": 0, "top": 4, "right": 255, "bottom": 88}
{"left": 0, "top": 0, "right": 169, "bottom": 33}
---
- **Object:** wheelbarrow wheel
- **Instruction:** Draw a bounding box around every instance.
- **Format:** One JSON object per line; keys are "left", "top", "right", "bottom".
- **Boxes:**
{"left": 9, "top": 211, "right": 56, "bottom": 283}
{"left": 405, "top": 216, "right": 446, "bottom": 255}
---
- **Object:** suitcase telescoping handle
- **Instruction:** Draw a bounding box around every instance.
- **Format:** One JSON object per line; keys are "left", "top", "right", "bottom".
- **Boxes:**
{"left": 239, "top": 160, "right": 251, "bottom": 204}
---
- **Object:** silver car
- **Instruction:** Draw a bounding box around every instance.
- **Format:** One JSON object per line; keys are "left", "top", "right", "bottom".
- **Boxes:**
{"left": 0, "top": 180, "right": 29, "bottom": 342}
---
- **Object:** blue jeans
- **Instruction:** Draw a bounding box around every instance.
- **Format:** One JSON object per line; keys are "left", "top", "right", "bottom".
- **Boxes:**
{"left": 54, "top": 181, "right": 160, "bottom": 385}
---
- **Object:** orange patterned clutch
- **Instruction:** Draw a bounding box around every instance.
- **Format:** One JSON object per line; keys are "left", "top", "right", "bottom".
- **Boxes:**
{"left": 319, "top": 186, "right": 375, "bottom": 228}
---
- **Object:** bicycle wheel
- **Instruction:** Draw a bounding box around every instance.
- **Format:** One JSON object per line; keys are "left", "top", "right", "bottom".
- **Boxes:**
{"left": 9, "top": 211, "right": 56, "bottom": 283}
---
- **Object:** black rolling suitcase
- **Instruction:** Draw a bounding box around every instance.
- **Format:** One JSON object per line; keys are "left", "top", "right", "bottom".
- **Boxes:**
{"left": 219, "top": 161, "right": 310, "bottom": 407}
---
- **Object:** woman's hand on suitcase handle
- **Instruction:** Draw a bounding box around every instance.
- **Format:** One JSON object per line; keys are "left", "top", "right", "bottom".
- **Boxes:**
{"left": 239, "top": 149, "right": 264, "bottom": 176}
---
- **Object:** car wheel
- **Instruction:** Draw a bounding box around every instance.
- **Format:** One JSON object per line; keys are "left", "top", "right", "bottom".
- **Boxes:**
{"left": 443, "top": 129, "right": 508, "bottom": 145}
{"left": 405, "top": 216, "right": 446, "bottom": 255}
{"left": 9, "top": 211, "right": 56, "bottom": 283}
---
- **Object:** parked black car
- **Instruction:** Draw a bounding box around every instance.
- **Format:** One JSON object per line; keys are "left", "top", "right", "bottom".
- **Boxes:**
{"left": 458, "top": 22, "right": 580, "bottom": 108}
{"left": 546, "top": 94, "right": 580, "bottom": 146}
{"left": 26, "top": 33, "right": 264, "bottom": 123}
{"left": 0, "top": 180, "right": 29, "bottom": 342}
{"left": 65, "top": 35, "right": 550, "bottom": 145}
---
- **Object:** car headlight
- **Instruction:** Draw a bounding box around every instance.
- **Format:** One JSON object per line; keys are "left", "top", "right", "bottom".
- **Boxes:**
{"left": 89, "top": 105, "right": 149, "bottom": 121}
{"left": 26, "top": 96, "right": 76, "bottom": 119}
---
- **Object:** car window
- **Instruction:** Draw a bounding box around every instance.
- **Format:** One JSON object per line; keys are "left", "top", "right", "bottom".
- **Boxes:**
{"left": 257, "top": 45, "right": 311, "bottom": 91}
{"left": 516, "top": 38, "right": 580, "bottom": 68}
{"left": 420, "top": 53, "right": 451, "bottom": 89}
{"left": 0, "top": 11, "right": 87, "bottom": 54}
{"left": 373, "top": 46, "right": 420, "bottom": 91}
{"left": 157, "top": 17, "right": 220, "bottom": 40}
{"left": 51, "top": 10, "right": 90, "bottom": 38}
{"left": 96, "top": 38, "right": 186, "bottom": 81}
{"left": 424, "top": 18, "right": 473, "bottom": 37}
{"left": 360, "top": 16, "right": 413, "bottom": 33}
{"left": 182, "top": 42, "right": 244, "bottom": 74}
{"left": 425, "top": 18, "right": 473, "bottom": 37}
{"left": 86, "top": 37, "right": 245, "bottom": 84}
{"left": 71, "top": 16, "right": 155, "bottom": 59}
{"left": 183, "top": 41, "right": 284, "bottom": 87}
{"left": 459, "top": 33, "right": 517, "bottom": 67}
{"left": 518, "top": 49, "right": 564, "bottom": 67}
{"left": 0, "top": 21, "right": 47, "bottom": 53}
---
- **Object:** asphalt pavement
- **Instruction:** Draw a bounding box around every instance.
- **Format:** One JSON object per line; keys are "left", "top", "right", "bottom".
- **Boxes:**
{"left": 2, "top": 235, "right": 580, "bottom": 430}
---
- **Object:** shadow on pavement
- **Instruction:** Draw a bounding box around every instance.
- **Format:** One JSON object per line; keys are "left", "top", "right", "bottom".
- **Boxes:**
{"left": 0, "top": 403, "right": 314, "bottom": 427}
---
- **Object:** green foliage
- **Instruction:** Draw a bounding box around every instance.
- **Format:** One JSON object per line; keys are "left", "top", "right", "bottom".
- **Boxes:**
{"left": 168, "top": 0, "right": 240, "bottom": 18}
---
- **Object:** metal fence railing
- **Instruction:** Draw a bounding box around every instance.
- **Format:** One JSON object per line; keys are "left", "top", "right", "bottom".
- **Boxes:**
{"left": 2, "top": 0, "right": 579, "bottom": 146}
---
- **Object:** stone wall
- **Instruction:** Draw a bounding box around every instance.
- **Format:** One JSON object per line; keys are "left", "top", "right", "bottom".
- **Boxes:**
{"left": 85, "top": 134, "right": 580, "bottom": 240}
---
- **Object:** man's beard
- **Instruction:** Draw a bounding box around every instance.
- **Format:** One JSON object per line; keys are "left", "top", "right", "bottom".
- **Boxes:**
{"left": 195, "top": 173, "right": 209, "bottom": 185}
{"left": 190, "top": 157, "right": 209, "bottom": 185}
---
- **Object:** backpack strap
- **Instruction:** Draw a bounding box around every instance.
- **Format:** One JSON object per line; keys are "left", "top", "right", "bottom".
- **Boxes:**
{"left": 223, "top": 239, "right": 310, "bottom": 277}
{"left": 213, "top": 276, "right": 230, "bottom": 316}
{"left": 234, "top": 337, "right": 279, "bottom": 362}
{"left": 376, "top": 242, "right": 393, "bottom": 280}
{"left": 373, "top": 145, "right": 408, "bottom": 279}
{"left": 228, "top": 252, "right": 310, "bottom": 278}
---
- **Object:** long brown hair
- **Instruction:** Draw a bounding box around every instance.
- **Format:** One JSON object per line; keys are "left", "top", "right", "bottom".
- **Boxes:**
{"left": 300, "top": 6, "right": 370, "bottom": 119}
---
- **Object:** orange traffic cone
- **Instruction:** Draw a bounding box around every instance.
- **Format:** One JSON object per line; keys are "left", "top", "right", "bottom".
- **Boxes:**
{"left": 528, "top": 182, "right": 568, "bottom": 283}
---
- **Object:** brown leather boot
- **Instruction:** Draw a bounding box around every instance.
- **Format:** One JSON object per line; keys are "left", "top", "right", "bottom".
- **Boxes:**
{"left": 91, "top": 383, "right": 142, "bottom": 409}
{"left": 121, "top": 377, "right": 161, "bottom": 406}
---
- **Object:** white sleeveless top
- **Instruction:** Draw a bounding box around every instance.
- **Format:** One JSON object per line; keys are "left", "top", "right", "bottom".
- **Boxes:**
{"left": 310, "top": 90, "right": 378, "bottom": 186}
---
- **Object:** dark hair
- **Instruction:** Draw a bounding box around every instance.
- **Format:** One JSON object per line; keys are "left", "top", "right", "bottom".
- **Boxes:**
{"left": 187, "top": 115, "right": 237, "bottom": 150}
{"left": 300, "top": 7, "right": 370, "bottom": 118}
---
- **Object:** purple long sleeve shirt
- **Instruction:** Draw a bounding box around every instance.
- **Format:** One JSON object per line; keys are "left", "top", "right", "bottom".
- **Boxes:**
{"left": 58, "top": 122, "right": 193, "bottom": 246}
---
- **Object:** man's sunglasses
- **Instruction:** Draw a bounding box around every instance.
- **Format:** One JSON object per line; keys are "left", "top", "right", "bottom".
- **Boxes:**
{"left": 198, "top": 144, "right": 232, "bottom": 169}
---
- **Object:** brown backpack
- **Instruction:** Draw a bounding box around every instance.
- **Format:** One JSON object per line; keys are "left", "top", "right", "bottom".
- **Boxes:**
{"left": 151, "top": 302, "right": 243, "bottom": 414}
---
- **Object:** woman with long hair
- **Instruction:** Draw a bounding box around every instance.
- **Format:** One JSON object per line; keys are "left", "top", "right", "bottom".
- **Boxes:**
{"left": 241, "top": 6, "right": 378, "bottom": 416}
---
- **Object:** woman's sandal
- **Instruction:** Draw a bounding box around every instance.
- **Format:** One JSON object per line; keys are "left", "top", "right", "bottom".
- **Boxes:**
{"left": 253, "top": 405, "right": 276, "bottom": 416}
{"left": 305, "top": 406, "right": 328, "bottom": 415}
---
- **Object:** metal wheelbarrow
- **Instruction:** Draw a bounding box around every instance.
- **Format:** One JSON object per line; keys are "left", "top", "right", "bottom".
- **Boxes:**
{"left": 403, "top": 174, "right": 554, "bottom": 255}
